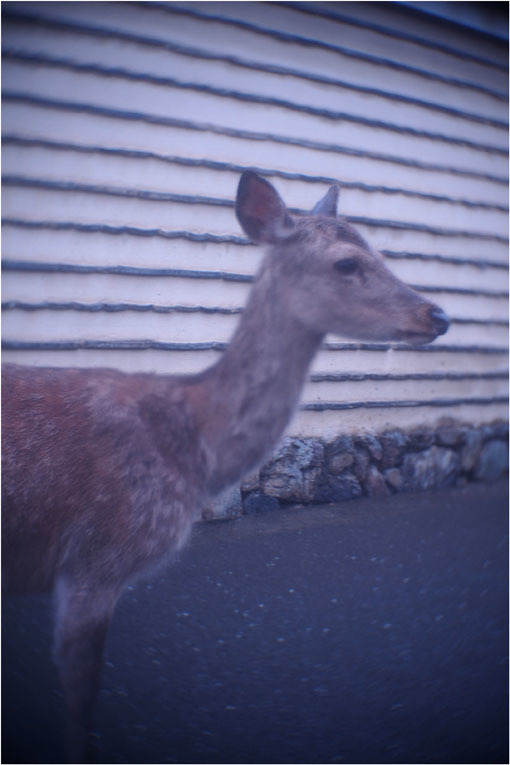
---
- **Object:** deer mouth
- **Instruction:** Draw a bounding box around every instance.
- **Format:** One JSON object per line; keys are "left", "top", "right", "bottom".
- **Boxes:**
{"left": 398, "top": 332, "right": 437, "bottom": 346}
{"left": 396, "top": 309, "right": 450, "bottom": 346}
{"left": 395, "top": 329, "right": 443, "bottom": 346}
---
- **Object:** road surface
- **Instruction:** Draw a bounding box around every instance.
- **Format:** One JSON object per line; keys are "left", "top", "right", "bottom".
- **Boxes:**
{"left": 3, "top": 480, "right": 508, "bottom": 763}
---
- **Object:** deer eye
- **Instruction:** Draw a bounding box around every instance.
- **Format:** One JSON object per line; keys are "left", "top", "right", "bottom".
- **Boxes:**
{"left": 334, "top": 258, "right": 358, "bottom": 275}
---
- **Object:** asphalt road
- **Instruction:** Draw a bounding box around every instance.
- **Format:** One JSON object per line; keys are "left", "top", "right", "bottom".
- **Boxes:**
{"left": 3, "top": 480, "right": 508, "bottom": 764}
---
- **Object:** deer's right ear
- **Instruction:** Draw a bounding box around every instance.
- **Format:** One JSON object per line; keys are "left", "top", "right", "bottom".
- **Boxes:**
{"left": 236, "top": 172, "right": 294, "bottom": 244}
{"left": 312, "top": 185, "right": 340, "bottom": 217}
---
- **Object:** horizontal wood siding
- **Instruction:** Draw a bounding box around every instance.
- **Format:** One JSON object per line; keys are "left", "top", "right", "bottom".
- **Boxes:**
{"left": 2, "top": 1, "right": 508, "bottom": 437}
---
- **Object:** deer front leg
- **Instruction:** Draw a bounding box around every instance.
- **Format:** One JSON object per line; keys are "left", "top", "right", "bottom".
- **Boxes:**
{"left": 54, "top": 577, "right": 117, "bottom": 763}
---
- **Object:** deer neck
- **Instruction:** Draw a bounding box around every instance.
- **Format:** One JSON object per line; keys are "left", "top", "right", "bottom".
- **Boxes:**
{"left": 192, "top": 261, "right": 324, "bottom": 495}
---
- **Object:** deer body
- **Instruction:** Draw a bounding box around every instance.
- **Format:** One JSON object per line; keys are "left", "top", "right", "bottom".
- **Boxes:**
{"left": 2, "top": 172, "right": 449, "bottom": 761}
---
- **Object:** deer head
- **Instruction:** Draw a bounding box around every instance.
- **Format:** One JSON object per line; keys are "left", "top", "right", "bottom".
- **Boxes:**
{"left": 236, "top": 171, "right": 449, "bottom": 345}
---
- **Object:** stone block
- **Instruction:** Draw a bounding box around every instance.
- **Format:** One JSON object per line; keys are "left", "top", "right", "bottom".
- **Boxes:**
{"left": 326, "top": 435, "right": 354, "bottom": 460}
{"left": 258, "top": 437, "right": 324, "bottom": 503}
{"left": 436, "top": 426, "right": 466, "bottom": 447}
{"left": 460, "top": 428, "right": 484, "bottom": 473}
{"left": 380, "top": 430, "right": 410, "bottom": 470}
{"left": 354, "top": 434, "right": 383, "bottom": 462}
{"left": 407, "top": 428, "right": 435, "bottom": 452}
{"left": 352, "top": 447, "right": 370, "bottom": 483}
{"left": 384, "top": 468, "right": 403, "bottom": 491}
{"left": 474, "top": 441, "right": 509, "bottom": 482}
{"left": 485, "top": 421, "right": 509, "bottom": 442}
{"left": 400, "top": 446, "right": 460, "bottom": 492}
{"left": 328, "top": 452, "right": 354, "bottom": 475}
{"left": 314, "top": 470, "right": 362, "bottom": 504}
{"left": 364, "top": 465, "right": 390, "bottom": 498}
{"left": 243, "top": 492, "right": 281, "bottom": 514}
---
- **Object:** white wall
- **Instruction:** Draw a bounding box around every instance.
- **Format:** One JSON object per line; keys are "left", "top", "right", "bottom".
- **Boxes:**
{"left": 2, "top": 1, "right": 508, "bottom": 437}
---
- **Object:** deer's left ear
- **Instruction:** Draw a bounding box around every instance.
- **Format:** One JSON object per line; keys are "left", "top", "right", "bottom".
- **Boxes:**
{"left": 312, "top": 185, "right": 340, "bottom": 217}
{"left": 236, "top": 171, "right": 294, "bottom": 244}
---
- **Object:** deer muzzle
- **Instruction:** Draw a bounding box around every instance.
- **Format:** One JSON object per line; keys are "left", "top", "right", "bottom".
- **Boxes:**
{"left": 428, "top": 307, "right": 450, "bottom": 337}
{"left": 394, "top": 302, "right": 450, "bottom": 346}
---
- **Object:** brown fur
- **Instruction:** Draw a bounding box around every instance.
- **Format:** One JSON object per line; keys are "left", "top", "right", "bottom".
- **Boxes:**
{"left": 2, "top": 172, "right": 449, "bottom": 761}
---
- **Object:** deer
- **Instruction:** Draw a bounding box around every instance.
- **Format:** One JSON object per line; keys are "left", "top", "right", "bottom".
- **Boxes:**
{"left": 2, "top": 171, "right": 449, "bottom": 762}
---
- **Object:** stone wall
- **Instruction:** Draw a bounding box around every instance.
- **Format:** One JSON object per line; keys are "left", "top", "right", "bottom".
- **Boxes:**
{"left": 203, "top": 419, "right": 509, "bottom": 520}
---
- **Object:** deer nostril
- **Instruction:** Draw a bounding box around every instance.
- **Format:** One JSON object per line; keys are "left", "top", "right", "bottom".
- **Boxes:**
{"left": 429, "top": 307, "right": 450, "bottom": 336}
